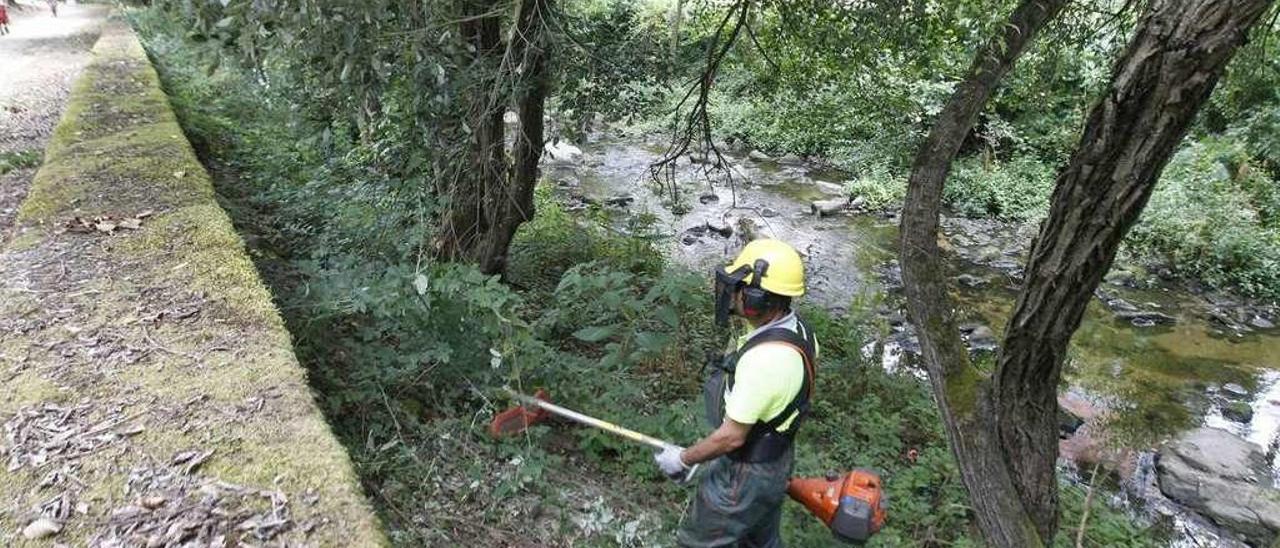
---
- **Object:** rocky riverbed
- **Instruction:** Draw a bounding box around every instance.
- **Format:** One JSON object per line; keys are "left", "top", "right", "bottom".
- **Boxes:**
{"left": 540, "top": 129, "right": 1280, "bottom": 546}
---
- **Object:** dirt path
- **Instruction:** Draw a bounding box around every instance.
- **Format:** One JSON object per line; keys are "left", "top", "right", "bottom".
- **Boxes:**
{"left": 0, "top": 1, "right": 108, "bottom": 244}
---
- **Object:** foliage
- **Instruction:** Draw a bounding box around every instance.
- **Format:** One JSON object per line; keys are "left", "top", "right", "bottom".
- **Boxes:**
{"left": 685, "top": 0, "right": 1280, "bottom": 298}
{"left": 507, "top": 186, "right": 667, "bottom": 291}
{"left": 1125, "top": 138, "right": 1280, "bottom": 299}
{"left": 553, "top": 0, "right": 676, "bottom": 137}
{"left": 945, "top": 156, "right": 1057, "bottom": 221}
{"left": 844, "top": 163, "right": 908, "bottom": 211}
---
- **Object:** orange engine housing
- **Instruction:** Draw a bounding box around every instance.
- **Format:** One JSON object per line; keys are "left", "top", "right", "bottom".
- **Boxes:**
{"left": 787, "top": 469, "right": 886, "bottom": 543}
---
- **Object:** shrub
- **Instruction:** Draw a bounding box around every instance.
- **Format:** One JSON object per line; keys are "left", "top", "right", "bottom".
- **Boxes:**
{"left": 1127, "top": 138, "right": 1280, "bottom": 299}
{"left": 945, "top": 156, "right": 1057, "bottom": 221}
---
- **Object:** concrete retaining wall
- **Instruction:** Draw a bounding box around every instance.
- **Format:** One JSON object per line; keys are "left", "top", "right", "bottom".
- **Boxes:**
{"left": 0, "top": 18, "right": 385, "bottom": 546}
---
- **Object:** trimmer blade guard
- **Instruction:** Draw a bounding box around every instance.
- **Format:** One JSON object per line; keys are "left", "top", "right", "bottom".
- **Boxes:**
{"left": 488, "top": 388, "right": 551, "bottom": 437}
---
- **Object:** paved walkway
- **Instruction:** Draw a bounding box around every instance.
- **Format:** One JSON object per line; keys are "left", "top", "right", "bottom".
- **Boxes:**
{"left": 0, "top": 1, "right": 108, "bottom": 243}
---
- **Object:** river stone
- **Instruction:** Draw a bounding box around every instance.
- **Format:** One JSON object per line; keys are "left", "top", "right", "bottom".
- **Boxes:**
{"left": 776, "top": 153, "right": 805, "bottom": 166}
{"left": 1058, "top": 407, "right": 1084, "bottom": 438}
{"left": 1156, "top": 427, "right": 1280, "bottom": 545}
{"left": 748, "top": 150, "right": 771, "bottom": 162}
{"left": 1104, "top": 269, "right": 1137, "bottom": 288}
{"left": 811, "top": 198, "right": 848, "bottom": 217}
{"left": 544, "top": 140, "right": 583, "bottom": 163}
{"left": 22, "top": 518, "right": 61, "bottom": 540}
{"left": 954, "top": 273, "right": 988, "bottom": 288}
{"left": 1107, "top": 298, "right": 1139, "bottom": 312}
{"left": 704, "top": 219, "right": 733, "bottom": 238}
{"left": 689, "top": 152, "right": 713, "bottom": 165}
{"left": 815, "top": 181, "right": 845, "bottom": 196}
{"left": 1115, "top": 310, "right": 1177, "bottom": 327}
{"left": 965, "top": 325, "right": 998, "bottom": 352}
{"left": 604, "top": 193, "right": 634, "bottom": 207}
{"left": 698, "top": 192, "right": 719, "bottom": 205}
{"left": 1222, "top": 383, "right": 1249, "bottom": 399}
{"left": 1250, "top": 316, "right": 1275, "bottom": 329}
{"left": 760, "top": 207, "right": 779, "bottom": 218}
{"left": 1222, "top": 401, "right": 1253, "bottom": 423}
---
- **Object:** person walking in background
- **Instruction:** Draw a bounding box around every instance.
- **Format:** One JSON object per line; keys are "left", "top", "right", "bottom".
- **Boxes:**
{"left": 0, "top": 3, "right": 10, "bottom": 35}
{"left": 48, "top": 0, "right": 57, "bottom": 17}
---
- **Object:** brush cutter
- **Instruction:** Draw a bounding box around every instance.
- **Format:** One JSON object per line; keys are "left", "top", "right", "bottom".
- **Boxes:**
{"left": 491, "top": 388, "right": 698, "bottom": 482}
{"left": 490, "top": 388, "right": 887, "bottom": 543}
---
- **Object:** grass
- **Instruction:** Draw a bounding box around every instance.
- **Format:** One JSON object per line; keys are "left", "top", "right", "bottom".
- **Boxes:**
{"left": 0, "top": 18, "right": 384, "bottom": 547}
{"left": 0, "top": 150, "right": 43, "bottom": 176}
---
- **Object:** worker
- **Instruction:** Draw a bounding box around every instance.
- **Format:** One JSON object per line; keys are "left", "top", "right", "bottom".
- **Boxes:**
{"left": 655, "top": 238, "right": 818, "bottom": 547}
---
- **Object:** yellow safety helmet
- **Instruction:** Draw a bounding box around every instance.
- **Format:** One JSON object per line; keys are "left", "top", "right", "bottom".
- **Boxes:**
{"left": 726, "top": 238, "right": 806, "bottom": 297}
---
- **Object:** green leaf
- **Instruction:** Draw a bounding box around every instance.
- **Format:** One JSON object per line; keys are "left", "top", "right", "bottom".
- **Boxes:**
{"left": 572, "top": 325, "right": 616, "bottom": 342}
{"left": 634, "top": 331, "right": 671, "bottom": 352}
{"left": 655, "top": 306, "right": 679, "bottom": 328}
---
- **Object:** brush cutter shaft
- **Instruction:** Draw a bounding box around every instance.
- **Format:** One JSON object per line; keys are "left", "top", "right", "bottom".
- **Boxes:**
{"left": 505, "top": 389, "right": 669, "bottom": 450}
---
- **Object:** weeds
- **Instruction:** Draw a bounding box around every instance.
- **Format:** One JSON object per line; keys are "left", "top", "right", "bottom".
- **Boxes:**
{"left": 0, "top": 149, "right": 42, "bottom": 175}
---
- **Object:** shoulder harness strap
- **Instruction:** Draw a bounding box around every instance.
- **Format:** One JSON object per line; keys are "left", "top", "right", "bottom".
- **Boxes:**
{"left": 736, "top": 318, "right": 817, "bottom": 435}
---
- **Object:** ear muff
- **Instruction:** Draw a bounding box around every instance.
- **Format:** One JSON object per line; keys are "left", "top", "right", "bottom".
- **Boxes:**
{"left": 741, "top": 259, "right": 771, "bottom": 318}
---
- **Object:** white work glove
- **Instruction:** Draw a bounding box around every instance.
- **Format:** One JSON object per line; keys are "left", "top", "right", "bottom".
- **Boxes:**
{"left": 654, "top": 444, "right": 695, "bottom": 483}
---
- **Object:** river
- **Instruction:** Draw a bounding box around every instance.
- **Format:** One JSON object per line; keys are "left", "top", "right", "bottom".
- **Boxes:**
{"left": 542, "top": 130, "right": 1280, "bottom": 546}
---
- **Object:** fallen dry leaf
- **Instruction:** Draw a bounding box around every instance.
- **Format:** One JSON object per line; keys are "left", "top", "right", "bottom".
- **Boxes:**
{"left": 171, "top": 448, "right": 214, "bottom": 474}
{"left": 22, "top": 517, "right": 62, "bottom": 539}
{"left": 140, "top": 495, "right": 167, "bottom": 510}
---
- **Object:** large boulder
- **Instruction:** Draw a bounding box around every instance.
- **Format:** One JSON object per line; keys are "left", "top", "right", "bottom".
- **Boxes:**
{"left": 544, "top": 140, "right": 583, "bottom": 164}
{"left": 1157, "top": 427, "right": 1280, "bottom": 545}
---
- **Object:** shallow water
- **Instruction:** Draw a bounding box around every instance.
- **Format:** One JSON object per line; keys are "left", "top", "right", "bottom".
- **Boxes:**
{"left": 546, "top": 134, "right": 1280, "bottom": 540}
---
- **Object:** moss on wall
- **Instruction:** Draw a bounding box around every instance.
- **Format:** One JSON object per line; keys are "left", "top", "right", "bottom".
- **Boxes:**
{"left": 0, "top": 17, "right": 386, "bottom": 547}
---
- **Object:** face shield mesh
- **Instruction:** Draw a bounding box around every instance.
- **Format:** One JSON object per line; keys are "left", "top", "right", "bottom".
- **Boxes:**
{"left": 713, "top": 264, "right": 752, "bottom": 327}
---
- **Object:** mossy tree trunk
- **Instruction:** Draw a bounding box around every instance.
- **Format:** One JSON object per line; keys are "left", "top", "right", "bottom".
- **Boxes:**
{"left": 899, "top": 1, "right": 1068, "bottom": 546}
{"left": 436, "top": 0, "right": 552, "bottom": 275}
{"left": 899, "top": 0, "right": 1275, "bottom": 546}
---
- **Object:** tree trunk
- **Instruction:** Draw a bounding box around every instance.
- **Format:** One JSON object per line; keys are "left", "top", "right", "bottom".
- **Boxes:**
{"left": 436, "top": 0, "right": 552, "bottom": 275}
{"left": 899, "top": 0, "right": 1274, "bottom": 546}
{"left": 436, "top": 0, "right": 504, "bottom": 267}
{"left": 993, "top": 0, "right": 1275, "bottom": 538}
{"left": 476, "top": 0, "right": 552, "bottom": 275}
{"left": 899, "top": 1, "right": 1068, "bottom": 545}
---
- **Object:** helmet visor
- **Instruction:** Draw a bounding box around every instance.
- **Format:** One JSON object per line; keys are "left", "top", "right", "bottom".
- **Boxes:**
{"left": 713, "top": 264, "right": 752, "bottom": 327}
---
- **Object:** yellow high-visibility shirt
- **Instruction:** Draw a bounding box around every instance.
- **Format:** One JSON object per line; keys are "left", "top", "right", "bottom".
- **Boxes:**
{"left": 723, "top": 314, "right": 815, "bottom": 432}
